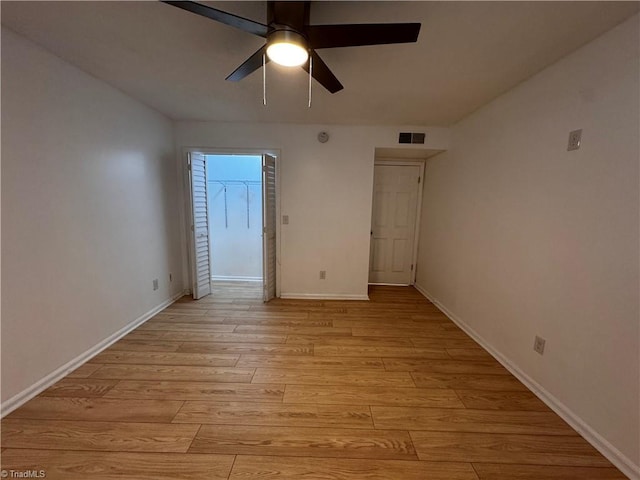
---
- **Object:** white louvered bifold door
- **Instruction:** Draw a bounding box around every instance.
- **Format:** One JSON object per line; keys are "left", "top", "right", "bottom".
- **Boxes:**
{"left": 189, "top": 152, "right": 212, "bottom": 300}
{"left": 262, "top": 154, "right": 277, "bottom": 302}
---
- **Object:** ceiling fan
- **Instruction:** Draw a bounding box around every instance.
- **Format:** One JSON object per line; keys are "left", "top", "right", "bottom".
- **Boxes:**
{"left": 162, "top": 1, "right": 421, "bottom": 93}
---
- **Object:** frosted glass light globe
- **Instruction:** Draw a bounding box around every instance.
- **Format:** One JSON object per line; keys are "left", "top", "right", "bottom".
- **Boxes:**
{"left": 266, "top": 31, "right": 308, "bottom": 67}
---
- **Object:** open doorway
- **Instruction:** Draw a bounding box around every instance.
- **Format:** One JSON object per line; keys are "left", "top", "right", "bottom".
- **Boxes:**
{"left": 206, "top": 154, "right": 263, "bottom": 293}
{"left": 207, "top": 154, "right": 263, "bottom": 300}
{"left": 185, "top": 151, "right": 277, "bottom": 302}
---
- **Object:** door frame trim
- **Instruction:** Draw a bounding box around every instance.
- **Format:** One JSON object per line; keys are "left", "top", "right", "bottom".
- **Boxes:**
{"left": 370, "top": 160, "right": 426, "bottom": 285}
{"left": 181, "top": 147, "right": 281, "bottom": 298}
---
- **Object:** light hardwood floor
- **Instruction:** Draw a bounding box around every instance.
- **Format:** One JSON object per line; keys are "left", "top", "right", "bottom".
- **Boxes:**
{"left": 1, "top": 283, "right": 627, "bottom": 479}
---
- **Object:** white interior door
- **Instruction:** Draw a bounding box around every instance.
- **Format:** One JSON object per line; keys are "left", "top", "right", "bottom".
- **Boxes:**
{"left": 262, "top": 154, "right": 277, "bottom": 302}
{"left": 188, "top": 152, "right": 212, "bottom": 299}
{"left": 369, "top": 164, "right": 421, "bottom": 285}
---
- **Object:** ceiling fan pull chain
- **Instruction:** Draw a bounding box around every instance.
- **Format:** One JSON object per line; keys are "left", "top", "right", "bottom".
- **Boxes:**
{"left": 308, "top": 54, "right": 313, "bottom": 108}
{"left": 263, "top": 53, "right": 267, "bottom": 106}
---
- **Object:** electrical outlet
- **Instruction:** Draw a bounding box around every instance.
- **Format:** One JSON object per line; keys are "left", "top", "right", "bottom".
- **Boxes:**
{"left": 567, "top": 129, "right": 582, "bottom": 151}
{"left": 169, "top": 273, "right": 173, "bottom": 282}
{"left": 319, "top": 270, "right": 326, "bottom": 280}
{"left": 153, "top": 279, "right": 159, "bottom": 291}
{"left": 282, "top": 215, "right": 289, "bottom": 225}
{"left": 533, "top": 336, "right": 546, "bottom": 355}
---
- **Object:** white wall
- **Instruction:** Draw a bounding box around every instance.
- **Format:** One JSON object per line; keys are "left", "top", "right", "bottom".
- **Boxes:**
{"left": 416, "top": 15, "right": 639, "bottom": 477}
{"left": 1, "top": 28, "right": 184, "bottom": 406}
{"left": 175, "top": 123, "right": 449, "bottom": 299}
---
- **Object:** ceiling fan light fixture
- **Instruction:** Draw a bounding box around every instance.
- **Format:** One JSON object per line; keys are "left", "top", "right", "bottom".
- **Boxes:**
{"left": 266, "top": 30, "right": 309, "bottom": 67}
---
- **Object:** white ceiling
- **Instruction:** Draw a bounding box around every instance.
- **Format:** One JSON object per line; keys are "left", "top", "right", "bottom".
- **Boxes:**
{"left": 2, "top": 1, "right": 637, "bottom": 126}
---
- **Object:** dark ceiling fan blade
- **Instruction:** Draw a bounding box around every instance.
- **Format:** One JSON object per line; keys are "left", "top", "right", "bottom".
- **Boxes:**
{"left": 302, "top": 50, "right": 343, "bottom": 94}
{"left": 162, "top": 1, "right": 270, "bottom": 37}
{"left": 226, "top": 45, "right": 269, "bottom": 82}
{"left": 307, "top": 23, "right": 421, "bottom": 49}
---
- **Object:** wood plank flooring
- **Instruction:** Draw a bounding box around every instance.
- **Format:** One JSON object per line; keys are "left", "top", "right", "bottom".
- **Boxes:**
{"left": 1, "top": 283, "right": 626, "bottom": 479}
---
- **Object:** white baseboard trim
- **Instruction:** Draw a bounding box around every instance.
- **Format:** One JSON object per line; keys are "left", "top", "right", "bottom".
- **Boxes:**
{"left": 280, "top": 293, "right": 370, "bottom": 301}
{"left": 212, "top": 276, "right": 263, "bottom": 282}
{"left": 0, "top": 290, "right": 186, "bottom": 418}
{"left": 413, "top": 282, "right": 639, "bottom": 480}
